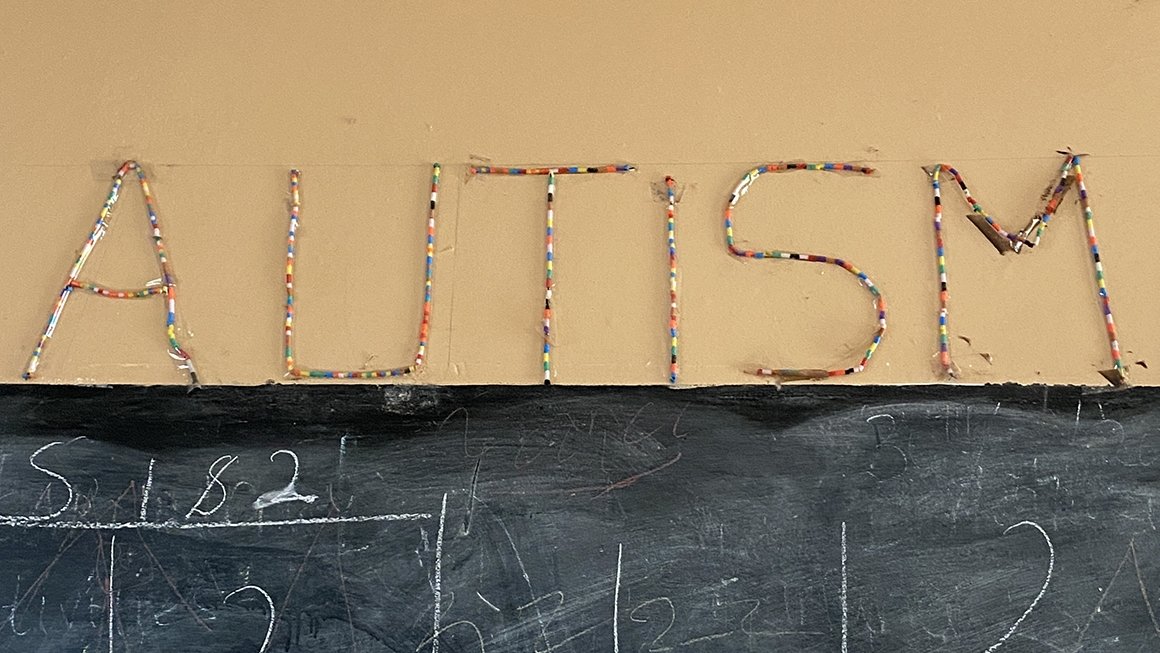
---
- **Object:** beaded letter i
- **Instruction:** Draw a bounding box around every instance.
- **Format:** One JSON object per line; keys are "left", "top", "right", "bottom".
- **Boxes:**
{"left": 543, "top": 172, "right": 556, "bottom": 384}
{"left": 665, "top": 176, "right": 680, "bottom": 385}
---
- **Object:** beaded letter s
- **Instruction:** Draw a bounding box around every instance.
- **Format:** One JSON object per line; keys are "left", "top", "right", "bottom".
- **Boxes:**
{"left": 724, "top": 162, "right": 887, "bottom": 382}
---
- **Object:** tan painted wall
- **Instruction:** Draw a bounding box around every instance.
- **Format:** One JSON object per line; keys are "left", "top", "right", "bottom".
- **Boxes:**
{"left": 2, "top": 1, "right": 1158, "bottom": 386}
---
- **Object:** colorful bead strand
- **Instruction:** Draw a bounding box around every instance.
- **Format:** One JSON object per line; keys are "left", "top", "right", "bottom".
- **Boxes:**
{"left": 469, "top": 164, "right": 634, "bottom": 176}
{"left": 543, "top": 172, "right": 556, "bottom": 385}
{"left": 665, "top": 176, "right": 680, "bottom": 385}
{"left": 284, "top": 170, "right": 301, "bottom": 377}
{"left": 1018, "top": 156, "right": 1075, "bottom": 250}
{"left": 1070, "top": 155, "right": 1125, "bottom": 385}
{"left": 926, "top": 163, "right": 1034, "bottom": 378}
{"left": 470, "top": 163, "right": 636, "bottom": 384}
{"left": 724, "top": 162, "right": 887, "bottom": 382}
{"left": 925, "top": 164, "right": 1026, "bottom": 254}
{"left": 23, "top": 161, "right": 198, "bottom": 383}
{"left": 284, "top": 164, "right": 440, "bottom": 380}
{"left": 928, "top": 165, "right": 953, "bottom": 375}
{"left": 67, "top": 282, "right": 166, "bottom": 299}
{"left": 923, "top": 152, "right": 1126, "bottom": 385}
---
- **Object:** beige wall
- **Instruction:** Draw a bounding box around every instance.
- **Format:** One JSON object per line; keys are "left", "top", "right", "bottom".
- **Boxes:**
{"left": 2, "top": 1, "right": 1158, "bottom": 386}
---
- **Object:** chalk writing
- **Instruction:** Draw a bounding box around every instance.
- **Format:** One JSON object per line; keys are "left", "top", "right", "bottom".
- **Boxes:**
{"left": 26, "top": 442, "right": 74, "bottom": 520}
{"left": 106, "top": 534, "right": 115, "bottom": 653}
{"left": 629, "top": 597, "right": 675, "bottom": 652}
{"left": 186, "top": 454, "right": 237, "bottom": 518}
{"left": 252, "top": 450, "right": 318, "bottom": 510}
{"left": 0, "top": 387, "right": 1153, "bottom": 652}
{"left": 224, "top": 585, "right": 276, "bottom": 653}
{"left": 614, "top": 543, "right": 623, "bottom": 653}
{"left": 840, "top": 521, "right": 848, "bottom": 653}
{"left": 139, "top": 458, "right": 155, "bottom": 521}
{"left": 433, "top": 492, "right": 447, "bottom": 653}
{"left": 984, "top": 521, "right": 1055, "bottom": 652}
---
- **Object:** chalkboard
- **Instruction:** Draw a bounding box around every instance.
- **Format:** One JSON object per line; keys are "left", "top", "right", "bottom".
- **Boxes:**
{"left": 0, "top": 384, "right": 1156, "bottom": 652}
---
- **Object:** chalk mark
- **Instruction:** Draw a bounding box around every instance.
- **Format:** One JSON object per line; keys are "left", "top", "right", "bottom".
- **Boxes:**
{"left": 614, "top": 543, "right": 623, "bottom": 653}
{"left": 629, "top": 597, "right": 675, "bottom": 652}
{"left": 185, "top": 454, "right": 237, "bottom": 518}
{"left": 0, "top": 512, "right": 429, "bottom": 531}
{"left": 596, "top": 452, "right": 682, "bottom": 497}
{"left": 107, "top": 534, "right": 115, "bottom": 653}
{"left": 139, "top": 458, "right": 155, "bottom": 522}
{"left": 433, "top": 492, "right": 447, "bottom": 653}
{"left": 984, "top": 521, "right": 1054, "bottom": 653}
{"left": 1075, "top": 542, "right": 1132, "bottom": 646}
{"left": 3, "top": 576, "right": 27, "bottom": 635}
{"left": 676, "top": 630, "right": 734, "bottom": 647}
{"left": 272, "top": 508, "right": 331, "bottom": 641}
{"left": 516, "top": 591, "right": 563, "bottom": 614}
{"left": 490, "top": 509, "right": 552, "bottom": 652}
{"left": 135, "top": 530, "right": 213, "bottom": 632}
{"left": 840, "top": 521, "right": 848, "bottom": 653}
{"left": 463, "top": 458, "right": 481, "bottom": 536}
{"left": 476, "top": 592, "right": 500, "bottom": 613}
{"left": 415, "top": 620, "right": 486, "bottom": 653}
{"left": 252, "top": 450, "right": 319, "bottom": 510}
{"left": 542, "top": 621, "right": 603, "bottom": 652}
{"left": 21, "top": 442, "right": 74, "bottom": 520}
{"left": 8, "top": 485, "right": 133, "bottom": 626}
{"left": 511, "top": 452, "right": 683, "bottom": 498}
{"left": 1129, "top": 539, "right": 1160, "bottom": 637}
{"left": 334, "top": 523, "right": 358, "bottom": 652}
{"left": 224, "top": 585, "right": 275, "bottom": 653}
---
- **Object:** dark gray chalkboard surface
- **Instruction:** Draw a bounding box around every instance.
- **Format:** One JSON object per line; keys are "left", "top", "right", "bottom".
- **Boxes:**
{"left": 0, "top": 384, "right": 1156, "bottom": 652}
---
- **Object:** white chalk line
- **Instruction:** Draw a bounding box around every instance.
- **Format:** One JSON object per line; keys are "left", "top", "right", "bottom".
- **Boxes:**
{"left": 108, "top": 534, "right": 116, "bottom": 653}
{"left": 476, "top": 591, "right": 500, "bottom": 612}
{"left": 614, "top": 543, "right": 623, "bottom": 653}
{"left": 840, "top": 522, "right": 848, "bottom": 653}
{"left": 0, "top": 512, "right": 431, "bottom": 531}
{"left": 433, "top": 492, "right": 447, "bottom": 653}
{"left": 984, "top": 520, "right": 1055, "bottom": 653}
{"left": 139, "top": 458, "right": 155, "bottom": 522}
